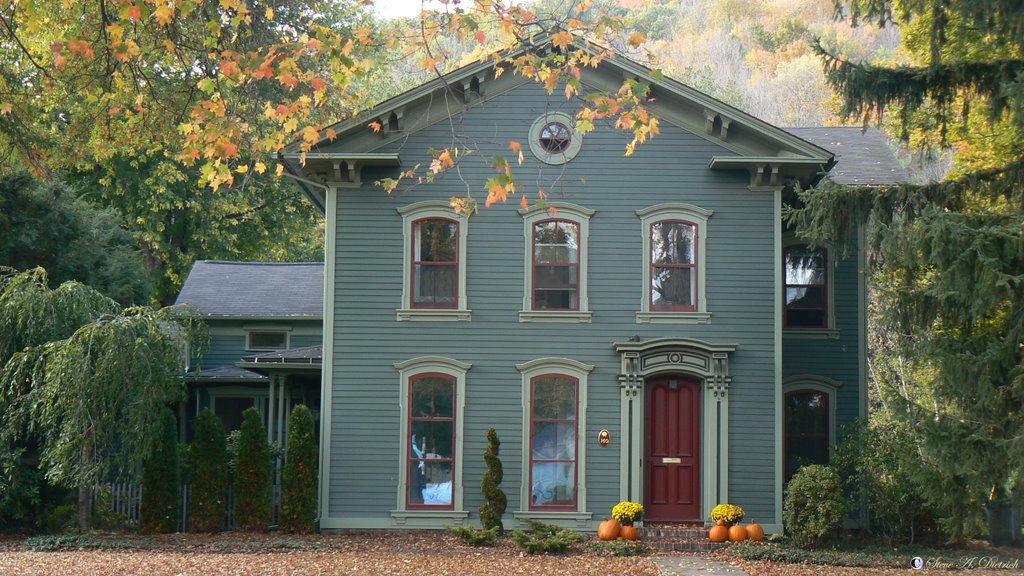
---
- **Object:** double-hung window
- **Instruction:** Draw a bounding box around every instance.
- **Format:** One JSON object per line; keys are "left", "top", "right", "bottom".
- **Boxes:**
{"left": 636, "top": 203, "right": 713, "bottom": 323}
{"left": 397, "top": 201, "right": 470, "bottom": 321}
{"left": 515, "top": 357, "right": 593, "bottom": 526}
{"left": 392, "top": 356, "right": 471, "bottom": 524}
{"left": 519, "top": 203, "right": 593, "bottom": 322}
{"left": 782, "top": 242, "right": 838, "bottom": 337}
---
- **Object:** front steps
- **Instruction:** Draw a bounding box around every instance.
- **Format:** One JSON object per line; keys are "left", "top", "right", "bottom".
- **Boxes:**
{"left": 638, "top": 524, "right": 727, "bottom": 552}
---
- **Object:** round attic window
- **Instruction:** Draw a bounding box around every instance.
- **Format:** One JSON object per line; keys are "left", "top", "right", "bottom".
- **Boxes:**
{"left": 529, "top": 112, "right": 582, "bottom": 165}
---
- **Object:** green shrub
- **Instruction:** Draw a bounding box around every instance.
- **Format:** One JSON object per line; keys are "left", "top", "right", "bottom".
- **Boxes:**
{"left": 91, "top": 486, "right": 130, "bottom": 531}
{"left": 26, "top": 534, "right": 153, "bottom": 551}
{"left": 233, "top": 407, "right": 271, "bottom": 532}
{"left": 511, "top": 520, "right": 582, "bottom": 554}
{"left": 44, "top": 504, "right": 78, "bottom": 533}
{"left": 140, "top": 408, "right": 180, "bottom": 533}
{"left": 479, "top": 427, "right": 507, "bottom": 534}
{"left": 189, "top": 408, "right": 227, "bottom": 532}
{"left": 783, "top": 464, "right": 847, "bottom": 548}
{"left": 588, "top": 540, "right": 648, "bottom": 557}
{"left": 832, "top": 419, "right": 945, "bottom": 544}
{"left": 280, "top": 404, "right": 318, "bottom": 534}
{"left": 446, "top": 524, "right": 499, "bottom": 546}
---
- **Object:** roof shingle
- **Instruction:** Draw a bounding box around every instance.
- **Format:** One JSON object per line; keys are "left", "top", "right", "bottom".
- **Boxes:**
{"left": 786, "top": 126, "right": 910, "bottom": 185}
{"left": 174, "top": 260, "right": 323, "bottom": 317}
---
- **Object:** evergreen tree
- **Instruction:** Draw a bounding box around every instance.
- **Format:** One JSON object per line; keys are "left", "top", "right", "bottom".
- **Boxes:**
{"left": 790, "top": 0, "right": 1024, "bottom": 544}
{"left": 280, "top": 405, "right": 318, "bottom": 534}
{"left": 140, "top": 408, "right": 181, "bottom": 533}
{"left": 479, "top": 428, "right": 507, "bottom": 534}
{"left": 189, "top": 409, "right": 227, "bottom": 532}
{"left": 233, "top": 407, "right": 271, "bottom": 532}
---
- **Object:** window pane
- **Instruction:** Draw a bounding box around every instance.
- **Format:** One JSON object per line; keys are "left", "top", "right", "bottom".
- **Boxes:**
{"left": 410, "top": 377, "right": 454, "bottom": 418}
{"left": 786, "top": 392, "right": 828, "bottom": 435}
{"left": 249, "top": 331, "right": 287, "bottom": 349}
{"left": 651, "top": 266, "right": 694, "bottom": 308}
{"left": 534, "top": 221, "right": 579, "bottom": 264}
{"left": 534, "top": 265, "right": 578, "bottom": 290}
{"left": 214, "top": 397, "right": 256, "bottom": 433}
{"left": 532, "top": 377, "right": 576, "bottom": 419}
{"left": 532, "top": 422, "right": 577, "bottom": 460}
{"left": 531, "top": 462, "right": 576, "bottom": 506}
{"left": 786, "top": 436, "right": 829, "bottom": 478}
{"left": 408, "top": 459, "right": 453, "bottom": 506}
{"left": 534, "top": 289, "right": 578, "bottom": 310}
{"left": 415, "top": 219, "right": 458, "bottom": 262}
{"left": 411, "top": 420, "right": 454, "bottom": 460}
{"left": 651, "top": 222, "right": 694, "bottom": 264}
{"left": 785, "top": 248, "right": 825, "bottom": 285}
{"left": 413, "top": 264, "right": 457, "bottom": 305}
{"left": 786, "top": 286, "right": 825, "bottom": 307}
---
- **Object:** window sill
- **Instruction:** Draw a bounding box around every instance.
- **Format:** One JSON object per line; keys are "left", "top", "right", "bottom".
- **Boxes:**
{"left": 396, "top": 309, "right": 472, "bottom": 322}
{"left": 636, "top": 311, "right": 712, "bottom": 324}
{"left": 513, "top": 510, "right": 593, "bottom": 528}
{"left": 390, "top": 510, "right": 470, "bottom": 527}
{"left": 518, "top": 310, "right": 592, "bottom": 323}
{"left": 783, "top": 328, "right": 840, "bottom": 340}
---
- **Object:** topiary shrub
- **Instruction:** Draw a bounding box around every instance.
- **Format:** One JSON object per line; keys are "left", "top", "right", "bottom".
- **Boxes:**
{"left": 280, "top": 404, "right": 318, "bottom": 534}
{"left": 511, "top": 520, "right": 582, "bottom": 554}
{"left": 783, "top": 464, "right": 847, "bottom": 548}
{"left": 234, "top": 407, "right": 271, "bottom": 532}
{"left": 189, "top": 408, "right": 227, "bottom": 532}
{"left": 140, "top": 407, "right": 180, "bottom": 533}
{"left": 446, "top": 524, "right": 499, "bottom": 546}
{"left": 479, "top": 427, "right": 507, "bottom": 534}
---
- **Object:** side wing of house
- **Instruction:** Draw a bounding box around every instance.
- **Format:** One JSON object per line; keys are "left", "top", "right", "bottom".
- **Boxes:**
{"left": 281, "top": 49, "right": 880, "bottom": 534}
{"left": 175, "top": 260, "right": 324, "bottom": 442}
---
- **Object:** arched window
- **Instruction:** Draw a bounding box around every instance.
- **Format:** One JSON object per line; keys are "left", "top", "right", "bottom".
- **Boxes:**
{"left": 519, "top": 203, "right": 594, "bottom": 322}
{"left": 636, "top": 203, "right": 713, "bottom": 323}
{"left": 783, "top": 375, "right": 840, "bottom": 482}
{"left": 397, "top": 201, "right": 470, "bottom": 321}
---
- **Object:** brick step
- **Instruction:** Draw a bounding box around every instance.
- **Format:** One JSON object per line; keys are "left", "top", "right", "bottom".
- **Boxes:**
{"left": 638, "top": 526, "right": 711, "bottom": 540}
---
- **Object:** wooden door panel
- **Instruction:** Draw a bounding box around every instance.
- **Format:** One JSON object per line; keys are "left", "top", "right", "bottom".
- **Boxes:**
{"left": 645, "top": 377, "right": 701, "bottom": 522}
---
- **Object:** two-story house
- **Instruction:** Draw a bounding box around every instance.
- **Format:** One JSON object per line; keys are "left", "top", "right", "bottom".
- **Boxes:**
{"left": 236, "top": 43, "right": 904, "bottom": 534}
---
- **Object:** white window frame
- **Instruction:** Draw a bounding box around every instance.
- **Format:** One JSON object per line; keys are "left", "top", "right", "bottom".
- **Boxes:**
{"left": 513, "top": 357, "right": 593, "bottom": 527}
{"left": 519, "top": 202, "right": 594, "bottom": 323}
{"left": 782, "top": 238, "right": 839, "bottom": 339}
{"left": 391, "top": 356, "right": 471, "bottom": 526}
{"left": 397, "top": 201, "right": 471, "bottom": 321}
{"left": 636, "top": 203, "right": 713, "bottom": 324}
{"left": 246, "top": 330, "right": 290, "bottom": 351}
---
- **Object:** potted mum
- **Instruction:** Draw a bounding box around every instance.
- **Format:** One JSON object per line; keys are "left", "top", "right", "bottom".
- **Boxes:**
{"left": 611, "top": 501, "right": 644, "bottom": 540}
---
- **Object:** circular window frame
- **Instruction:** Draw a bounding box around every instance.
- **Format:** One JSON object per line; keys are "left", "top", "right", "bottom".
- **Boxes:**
{"left": 528, "top": 112, "right": 583, "bottom": 165}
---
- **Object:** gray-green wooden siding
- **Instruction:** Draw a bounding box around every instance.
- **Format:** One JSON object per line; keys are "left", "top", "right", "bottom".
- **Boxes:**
{"left": 322, "top": 81, "right": 854, "bottom": 526}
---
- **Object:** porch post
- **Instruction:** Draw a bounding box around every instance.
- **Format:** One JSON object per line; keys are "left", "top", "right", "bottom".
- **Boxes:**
{"left": 267, "top": 375, "right": 276, "bottom": 444}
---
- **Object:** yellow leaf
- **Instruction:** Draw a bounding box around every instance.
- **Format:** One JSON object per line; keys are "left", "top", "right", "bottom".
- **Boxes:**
{"left": 265, "top": 6, "right": 273, "bottom": 20}
{"left": 325, "top": 128, "right": 337, "bottom": 140}
{"left": 0, "top": 103, "right": 12, "bottom": 115}
{"left": 163, "top": 40, "right": 176, "bottom": 52}
{"left": 254, "top": 161, "right": 267, "bottom": 174}
{"left": 236, "top": 164, "right": 249, "bottom": 173}
{"left": 154, "top": 3, "right": 174, "bottom": 25}
{"left": 275, "top": 163, "right": 284, "bottom": 176}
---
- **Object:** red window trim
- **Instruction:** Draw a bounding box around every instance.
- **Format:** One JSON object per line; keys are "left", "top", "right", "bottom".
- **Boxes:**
{"left": 531, "top": 219, "right": 581, "bottom": 311}
{"left": 407, "top": 372, "right": 457, "bottom": 510}
{"left": 783, "top": 244, "right": 828, "bottom": 328}
{"left": 410, "top": 217, "right": 459, "bottom": 310}
{"left": 528, "top": 374, "right": 579, "bottom": 511}
{"left": 783, "top": 388, "right": 830, "bottom": 483}
{"left": 649, "top": 219, "right": 698, "bottom": 312}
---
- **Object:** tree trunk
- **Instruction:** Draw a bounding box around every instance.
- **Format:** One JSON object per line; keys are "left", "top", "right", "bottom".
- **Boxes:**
{"left": 78, "top": 426, "right": 92, "bottom": 531}
{"left": 986, "top": 490, "right": 1014, "bottom": 547}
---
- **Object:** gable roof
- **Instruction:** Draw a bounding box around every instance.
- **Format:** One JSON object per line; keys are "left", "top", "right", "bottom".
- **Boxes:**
{"left": 785, "top": 127, "right": 909, "bottom": 185}
{"left": 279, "top": 36, "right": 836, "bottom": 206}
{"left": 175, "top": 260, "right": 323, "bottom": 318}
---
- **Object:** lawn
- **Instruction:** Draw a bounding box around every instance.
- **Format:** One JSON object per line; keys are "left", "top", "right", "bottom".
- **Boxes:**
{"left": 0, "top": 532, "right": 1020, "bottom": 576}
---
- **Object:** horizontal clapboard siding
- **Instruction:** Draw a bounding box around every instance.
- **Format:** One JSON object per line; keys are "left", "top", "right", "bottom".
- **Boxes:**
{"left": 328, "top": 82, "right": 780, "bottom": 523}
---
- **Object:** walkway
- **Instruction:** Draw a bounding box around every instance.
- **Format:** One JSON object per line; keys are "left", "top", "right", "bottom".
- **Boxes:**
{"left": 654, "top": 556, "right": 751, "bottom": 576}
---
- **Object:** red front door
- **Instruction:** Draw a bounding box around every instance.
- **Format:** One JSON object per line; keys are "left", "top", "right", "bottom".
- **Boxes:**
{"left": 645, "top": 376, "right": 701, "bottom": 522}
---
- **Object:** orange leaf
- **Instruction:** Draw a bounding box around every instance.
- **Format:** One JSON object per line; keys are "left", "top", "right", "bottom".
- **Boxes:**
{"left": 0, "top": 103, "right": 13, "bottom": 115}
{"left": 627, "top": 32, "right": 645, "bottom": 48}
{"left": 475, "top": 30, "right": 486, "bottom": 44}
{"left": 325, "top": 128, "right": 337, "bottom": 141}
{"left": 552, "top": 31, "right": 572, "bottom": 50}
{"left": 127, "top": 4, "right": 141, "bottom": 22}
{"left": 369, "top": 121, "right": 382, "bottom": 133}
{"left": 520, "top": 194, "right": 528, "bottom": 209}
{"left": 508, "top": 140, "right": 521, "bottom": 154}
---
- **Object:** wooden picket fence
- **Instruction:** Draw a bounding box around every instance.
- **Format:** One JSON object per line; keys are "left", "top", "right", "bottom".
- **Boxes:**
{"left": 94, "top": 482, "right": 282, "bottom": 532}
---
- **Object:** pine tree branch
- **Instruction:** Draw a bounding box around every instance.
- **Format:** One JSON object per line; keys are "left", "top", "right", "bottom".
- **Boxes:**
{"left": 812, "top": 40, "right": 1024, "bottom": 139}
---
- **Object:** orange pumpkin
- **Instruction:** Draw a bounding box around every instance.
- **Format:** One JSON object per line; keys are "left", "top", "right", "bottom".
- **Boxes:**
{"left": 709, "top": 525, "right": 728, "bottom": 542}
{"left": 728, "top": 524, "right": 748, "bottom": 542}
{"left": 619, "top": 525, "right": 638, "bottom": 541}
{"left": 597, "top": 518, "right": 621, "bottom": 541}
{"left": 746, "top": 521, "right": 765, "bottom": 542}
